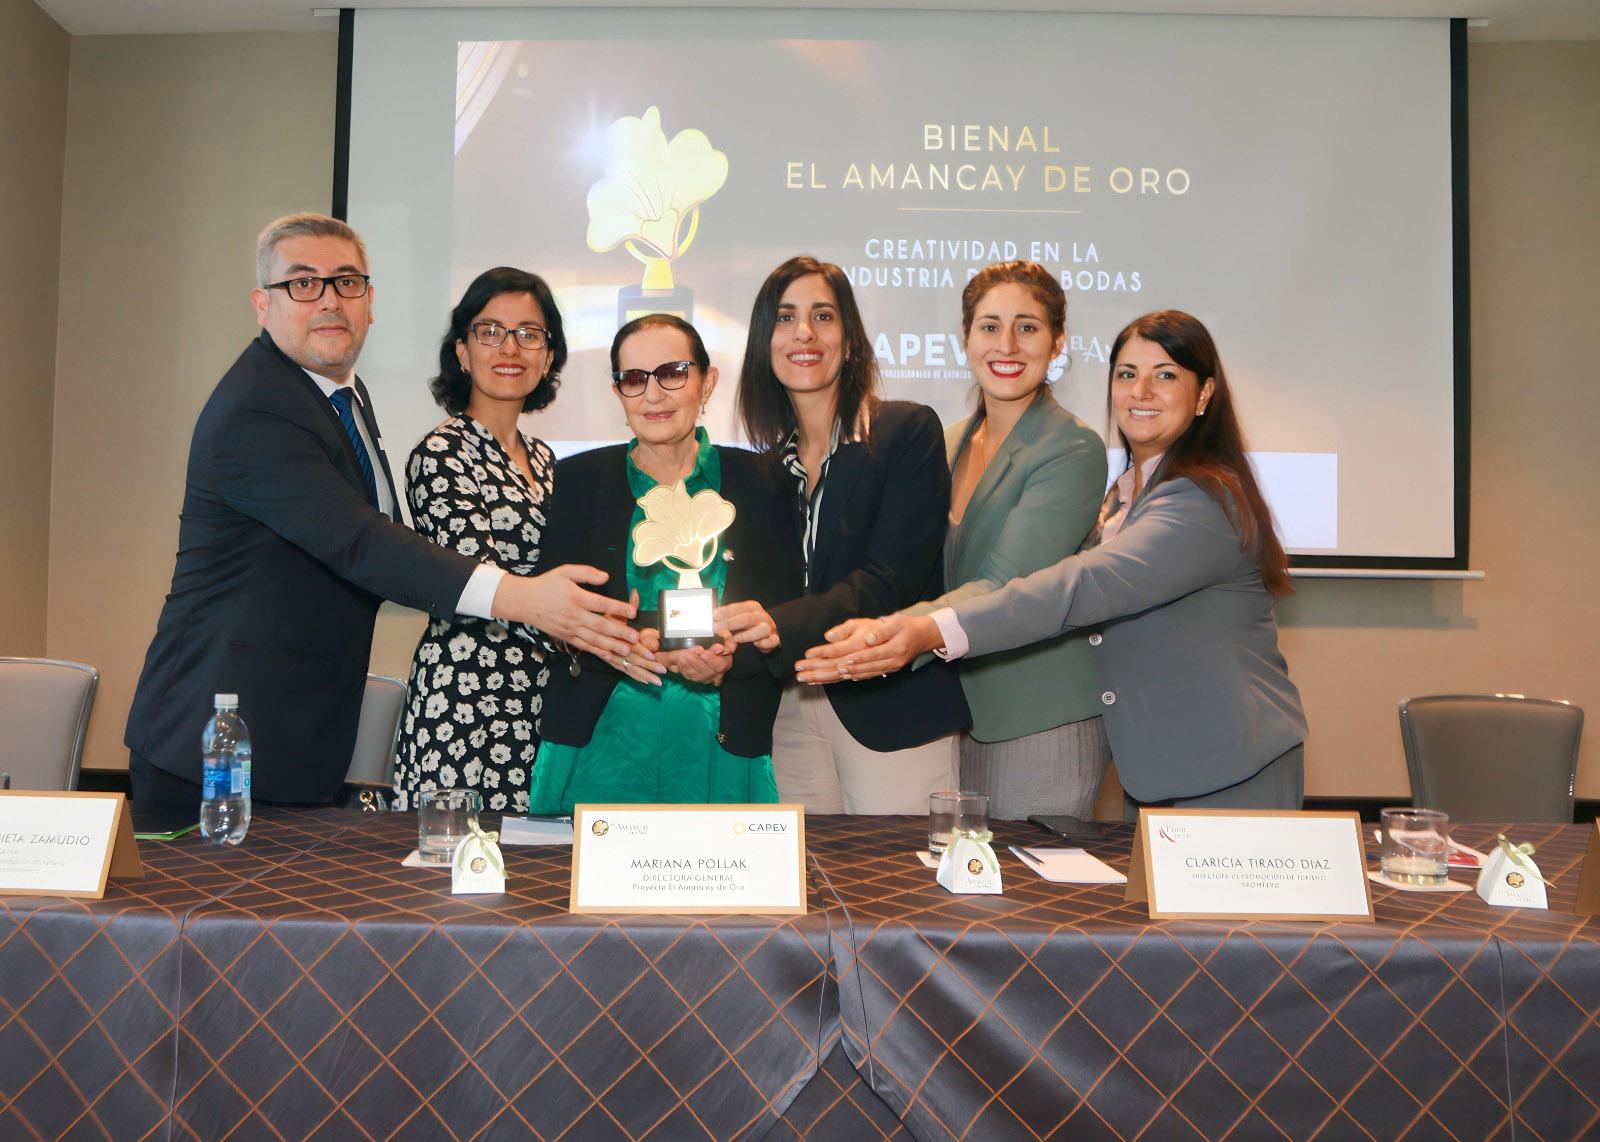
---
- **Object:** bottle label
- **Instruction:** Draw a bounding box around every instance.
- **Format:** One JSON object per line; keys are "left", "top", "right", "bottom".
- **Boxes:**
{"left": 203, "top": 757, "right": 227, "bottom": 798}
{"left": 230, "top": 766, "right": 244, "bottom": 796}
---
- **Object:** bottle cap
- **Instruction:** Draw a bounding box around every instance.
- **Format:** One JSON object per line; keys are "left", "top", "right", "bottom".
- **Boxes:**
{"left": 214, "top": 693, "right": 239, "bottom": 708}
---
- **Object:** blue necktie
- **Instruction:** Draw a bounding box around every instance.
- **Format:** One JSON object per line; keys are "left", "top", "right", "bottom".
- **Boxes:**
{"left": 327, "top": 386, "right": 379, "bottom": 507}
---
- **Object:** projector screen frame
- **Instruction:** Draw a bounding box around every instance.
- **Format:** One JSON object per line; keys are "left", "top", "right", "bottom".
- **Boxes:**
{"left": 328, "top": 10, "right": 1473, "bottom": 573}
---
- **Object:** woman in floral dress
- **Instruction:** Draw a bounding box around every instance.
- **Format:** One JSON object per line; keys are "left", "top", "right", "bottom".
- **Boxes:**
{"left": 392, "top": 267, "right": 565, "bottom": 812}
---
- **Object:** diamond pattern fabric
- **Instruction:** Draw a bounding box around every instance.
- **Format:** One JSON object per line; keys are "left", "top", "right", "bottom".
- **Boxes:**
{"left": 3, "top": 812, "right": 1596, "bottom": 1139}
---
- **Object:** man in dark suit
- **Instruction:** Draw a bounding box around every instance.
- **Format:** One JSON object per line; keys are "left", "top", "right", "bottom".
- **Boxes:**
{"left": 126, "top": 213, "right": 640, "bottom": 806}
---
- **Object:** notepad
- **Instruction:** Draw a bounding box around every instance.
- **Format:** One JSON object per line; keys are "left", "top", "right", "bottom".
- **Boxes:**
{"left": 1009, "top": 845, "right": 1127, "bottom": 884}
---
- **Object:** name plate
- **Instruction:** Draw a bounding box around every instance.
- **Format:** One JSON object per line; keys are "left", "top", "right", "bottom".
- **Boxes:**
{"left": 1127, "top": 809, "right": 1373, "bottom": 922}
{"left": 570, "top": 804, "right": 806, "bottom": 915}
{"left": 0, "top": 792, "right": 144, "bottom": 900}
{"left": 1576, "top": 822, "right": 1599, "bottom": 918}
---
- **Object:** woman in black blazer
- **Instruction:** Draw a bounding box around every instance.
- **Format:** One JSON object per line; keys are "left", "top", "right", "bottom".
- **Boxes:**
{"left": 719, "top": 256, "right": 970, "bottom": 813}
{"left": 530, "top": 315, "right": 802, "bottom": 813}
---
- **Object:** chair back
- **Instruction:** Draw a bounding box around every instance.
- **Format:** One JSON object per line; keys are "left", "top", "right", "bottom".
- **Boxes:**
{"left": 346, "top": 674, "right": 406, "bottom": 787}
{"left": 0, "top": 658, "right": 99, "bottom": 791}
{"left": 1399, "top": 694, "right": 1585, "bottom": 823}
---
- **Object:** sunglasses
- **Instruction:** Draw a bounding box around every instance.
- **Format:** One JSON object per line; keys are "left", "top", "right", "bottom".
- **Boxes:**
{"left": 611, "top": 360, "right": 697, "bottom": 398}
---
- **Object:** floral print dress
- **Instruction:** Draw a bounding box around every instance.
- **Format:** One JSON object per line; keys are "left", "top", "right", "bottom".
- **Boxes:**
{"left": 392, "top": 415, "right": 553, "bottom": 812}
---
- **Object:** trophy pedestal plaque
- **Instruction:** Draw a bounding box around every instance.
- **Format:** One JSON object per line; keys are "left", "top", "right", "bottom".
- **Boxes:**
{"left": 658, "top": 587, "right": 717, "bottom": 650}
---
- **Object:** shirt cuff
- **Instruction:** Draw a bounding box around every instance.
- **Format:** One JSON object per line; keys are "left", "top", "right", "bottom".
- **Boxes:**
{"left": 929, "top": 607, "right": 969, "bottom": 661}
{"left": 457, "top": 564, "right": 505, "bottom": 619}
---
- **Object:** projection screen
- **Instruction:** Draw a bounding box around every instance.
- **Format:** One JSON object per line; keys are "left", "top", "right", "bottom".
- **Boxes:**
{"left": 345, "top": 8, "right": 1464, "bottom": 565}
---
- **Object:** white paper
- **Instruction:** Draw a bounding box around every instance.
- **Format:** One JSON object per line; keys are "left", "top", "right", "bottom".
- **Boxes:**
{"left": 499, "top": 816, "right": 575, "bottom": 846}
{"left": 1143, "top": 812, "right": 1370, "bottom": 917}
{"left": 915, "top": 850, "right": 940, "bottom": 869}
{"left": 0, "top": 795, "right": 120, "bottom": 895}
{"left": 1011, "top": 845, "right": 1127, "bottom": 885}
{"left": 572, "top": 805, "right": 804, "bottom": 912}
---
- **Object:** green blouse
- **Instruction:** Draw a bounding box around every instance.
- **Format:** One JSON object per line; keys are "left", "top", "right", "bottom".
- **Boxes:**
{"left": 529, "top": 430, "right": 779, "bottom": 814}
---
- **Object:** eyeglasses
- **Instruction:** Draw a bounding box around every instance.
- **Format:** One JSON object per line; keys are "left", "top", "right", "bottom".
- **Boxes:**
{"left": 468, "top": 321, "right": 550, "bottom": 350}
{"left": 612, "top": 360, "right": 696, "bottom": 398}
{"left": 265, "top": 274, "right": 371, "bottom": 302}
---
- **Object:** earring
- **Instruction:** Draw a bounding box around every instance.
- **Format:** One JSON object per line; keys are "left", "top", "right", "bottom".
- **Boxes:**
{"left": 1197, "top": 405, "right": 1208, "bottom": 417}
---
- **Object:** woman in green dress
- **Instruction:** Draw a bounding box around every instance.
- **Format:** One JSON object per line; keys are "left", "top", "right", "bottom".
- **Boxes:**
{"left": 529, "top": 315, "right": 802, "bottom": 812}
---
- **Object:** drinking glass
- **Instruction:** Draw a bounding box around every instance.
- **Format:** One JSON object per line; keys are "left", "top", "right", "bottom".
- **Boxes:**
{"left": 418, "top": 789, "right": 480, "bottom": 865}
{"left": 1379, "top": 807, "right": 1450, "bottom": 885}
{"left": 929, "top": 791, "right": 988, "bottom": 857}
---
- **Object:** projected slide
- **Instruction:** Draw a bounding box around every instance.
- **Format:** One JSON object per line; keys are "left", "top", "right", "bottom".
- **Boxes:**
{"left": 352, "top": 10, "right": 1457, "bottom": 560}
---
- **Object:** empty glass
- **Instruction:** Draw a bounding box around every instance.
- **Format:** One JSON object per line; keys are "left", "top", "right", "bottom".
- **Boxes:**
{"left": 929, "top": 791, "right": 988, "bottom": 857}
{"left": 418, "top": 789, "right": 481, "bottom": 865}
{"left": 1379, "top": 807, "right": 1450, "bottom": 885}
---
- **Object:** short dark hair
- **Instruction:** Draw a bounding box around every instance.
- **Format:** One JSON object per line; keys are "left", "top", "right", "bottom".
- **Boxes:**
{"left": 737, "top": 255, "right": 880, "bottom": 454}
{"left": 610, "top": 313, "right": 711, "bottom": 373}
{"left": 430, "top": 267, "right": 567, "bottom": 415}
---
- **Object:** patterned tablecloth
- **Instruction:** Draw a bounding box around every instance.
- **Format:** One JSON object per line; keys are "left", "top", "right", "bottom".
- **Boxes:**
{"left": 2, "top": 811, "right": 1595, "bottom": 1140}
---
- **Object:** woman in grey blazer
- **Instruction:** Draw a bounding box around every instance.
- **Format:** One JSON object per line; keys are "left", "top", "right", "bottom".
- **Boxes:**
{"left": 895, "top": 263, "right": 1109, "bottom": 819}
{"left": 799, "top": 310, "right": 1308, "bottom": 812}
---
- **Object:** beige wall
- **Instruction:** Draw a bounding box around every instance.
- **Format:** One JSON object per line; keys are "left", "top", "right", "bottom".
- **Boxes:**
{"left": 41, "top": 33, "right": 1598, "bottom": 798}
{"left": 47, "top": 32, "right": 337, "bottom": 771}
{"left": 0, "top": 0, "right": 69, "bottom": 657}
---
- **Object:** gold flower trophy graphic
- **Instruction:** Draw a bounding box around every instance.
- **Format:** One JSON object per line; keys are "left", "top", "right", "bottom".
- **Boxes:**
{"left": 631, "top": 481, "right": 736, "bottom": 649}
{"left": 586, "top": 106, "right": 728, "bottom": 326}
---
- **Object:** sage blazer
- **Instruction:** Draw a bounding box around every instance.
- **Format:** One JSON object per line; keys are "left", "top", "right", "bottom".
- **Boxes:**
{"left": 949, "top": 475, "right": 1307, "bottom": 802}
{"left": 904, "top": 394, "right": 1107, "bottom": 742}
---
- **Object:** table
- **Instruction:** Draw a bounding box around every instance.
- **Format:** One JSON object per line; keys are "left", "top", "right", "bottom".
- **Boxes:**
{"left": 3, "top": 813, "right": 1596, "bottom": 1140}
{"left": 806, "top": 819, "right": 1600, "bottom": 1141}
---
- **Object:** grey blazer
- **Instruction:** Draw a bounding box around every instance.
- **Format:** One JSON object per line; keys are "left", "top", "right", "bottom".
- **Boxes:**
{"left": 951, "top": 475, "right": 1307, "bottom": 802}
{"left": 905, "top": 394, "right": 1107, "bottom": 742}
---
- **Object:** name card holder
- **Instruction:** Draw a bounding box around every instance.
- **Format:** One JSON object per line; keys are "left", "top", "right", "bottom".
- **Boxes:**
{"left": 570, "top": 804, "right": 806, "bottom": 915}
{"left": 1126, "top": 808, "right": 1374, "bottom": 922}
{"left": 0, "top": 791, "right": 144, "bottom": 900}
{"left": 1577, "top": 822, "right": 1600, "bottom": 918}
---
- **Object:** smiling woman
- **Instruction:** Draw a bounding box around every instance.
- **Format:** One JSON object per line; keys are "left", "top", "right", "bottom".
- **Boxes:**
{"left": 392, "top": 266, "right": 569, "bottom": 813}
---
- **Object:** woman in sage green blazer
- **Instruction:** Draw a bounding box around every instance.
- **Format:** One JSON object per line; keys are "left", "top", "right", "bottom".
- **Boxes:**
{"left": 899, "top": 262, "right": 1109, "bottom": 819}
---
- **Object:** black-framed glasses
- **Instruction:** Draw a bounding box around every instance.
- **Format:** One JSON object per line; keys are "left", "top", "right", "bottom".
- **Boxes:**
{"left": 468, "top": 321, "right": 550, "bottom": 350}
{"left": 265, "top": 274, "right": 371, "bottom": 302}
{"left": 612, "top": 360, "right": 696, "bottom": 398}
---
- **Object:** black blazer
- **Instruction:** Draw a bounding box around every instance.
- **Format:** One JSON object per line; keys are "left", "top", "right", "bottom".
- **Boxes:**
{"left": 767, "top": 401, "right": 970, "bottom": 750}
{"left": 536, "top": 443, "right": 803, "bottom": 758}
{"left": 125, "top": 331, "right": 476, "bottom": 803}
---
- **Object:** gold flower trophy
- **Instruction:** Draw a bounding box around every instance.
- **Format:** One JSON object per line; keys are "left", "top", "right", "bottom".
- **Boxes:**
{"left": 632, "top": 481, "right": 736, "bottom": 649}
{"left": 585, "top": 106, "right": 728, "bottom": 326}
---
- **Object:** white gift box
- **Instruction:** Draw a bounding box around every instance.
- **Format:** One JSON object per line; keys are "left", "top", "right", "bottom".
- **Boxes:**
{"left": 936, "top": 835, "right": 1002, "bottom": 895}
{"left": 1474, "top": 839, "right": 1548, "bottom": 909}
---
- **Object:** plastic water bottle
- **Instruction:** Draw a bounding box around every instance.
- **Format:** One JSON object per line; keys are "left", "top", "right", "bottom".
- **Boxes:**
{"left": 199, "top": 694, "right": 251, "bottom": 845}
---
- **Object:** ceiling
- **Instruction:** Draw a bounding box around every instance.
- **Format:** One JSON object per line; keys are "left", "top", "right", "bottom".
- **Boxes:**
{"left": 31, "top": 0, "right": 1600, "bottom": 42}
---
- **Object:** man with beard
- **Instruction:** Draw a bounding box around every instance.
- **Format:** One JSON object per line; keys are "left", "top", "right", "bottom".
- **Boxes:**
{"left": 125, "top": 213, "right": 640, "bottom": 806}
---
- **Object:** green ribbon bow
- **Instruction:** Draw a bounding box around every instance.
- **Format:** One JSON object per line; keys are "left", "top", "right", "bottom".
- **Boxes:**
{"left": 951, "top": 826, "right": 999, "bottom": 875}
{"left": 1495, "top": 834, "right": 1551, "bottom": 886}
{"left": 455, "top": 818, "right": 505, "bottom": 878}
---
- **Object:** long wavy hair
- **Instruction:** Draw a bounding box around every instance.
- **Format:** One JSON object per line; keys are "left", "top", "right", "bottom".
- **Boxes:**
{"left": 1109, "top": 310, "right": 1291, "bottom": 596}
{"left": 737, "top": 256, "right": 880, "bottom": 453}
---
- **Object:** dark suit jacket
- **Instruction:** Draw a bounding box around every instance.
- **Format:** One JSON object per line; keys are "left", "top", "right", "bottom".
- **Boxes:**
{"left": 125, "top": 331, "right": 476, "bottom": 803}
{"left": 536, "top": 443, "right": 803, "bottom": 758}
{"left": 767, "top": 401, "right": 971, "bottom": 750}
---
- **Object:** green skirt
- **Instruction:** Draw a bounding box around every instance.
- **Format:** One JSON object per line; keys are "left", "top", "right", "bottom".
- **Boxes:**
{"left": 530, "top": 674, "right": 777, "bottom": 814}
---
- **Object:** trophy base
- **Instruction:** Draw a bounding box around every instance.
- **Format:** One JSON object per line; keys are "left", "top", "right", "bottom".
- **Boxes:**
{"left": 658, "top": 587, "right": 717, "bottom": 651}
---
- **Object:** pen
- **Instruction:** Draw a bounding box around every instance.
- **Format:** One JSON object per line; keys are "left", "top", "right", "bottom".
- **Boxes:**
{"left": 526, "top": 814, "right": 573, "bottom": 823}
{"left": 1008, "top": 844, "right": 1045, "bottom": 870}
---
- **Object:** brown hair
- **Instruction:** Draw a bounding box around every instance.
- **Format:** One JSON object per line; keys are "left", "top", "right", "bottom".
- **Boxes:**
{"left": 1108, "top": 310, "right": 1292, "bottom": 596}
{"left": 737, "top": 255, "right": 880, "bottom": 453}
{"left": 960, "top": 260, "right": 1066, "bottom": 340}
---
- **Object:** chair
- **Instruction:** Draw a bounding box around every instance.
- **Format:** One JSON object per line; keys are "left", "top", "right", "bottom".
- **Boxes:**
{"left": 1399, "top": 694, "right": 1585, "bottom": 823}
{"left": 345, "top": 673, "right": 407, "bottom": 788}
{"left": 0, "top": 658, "right": 99, "bottom": 791}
